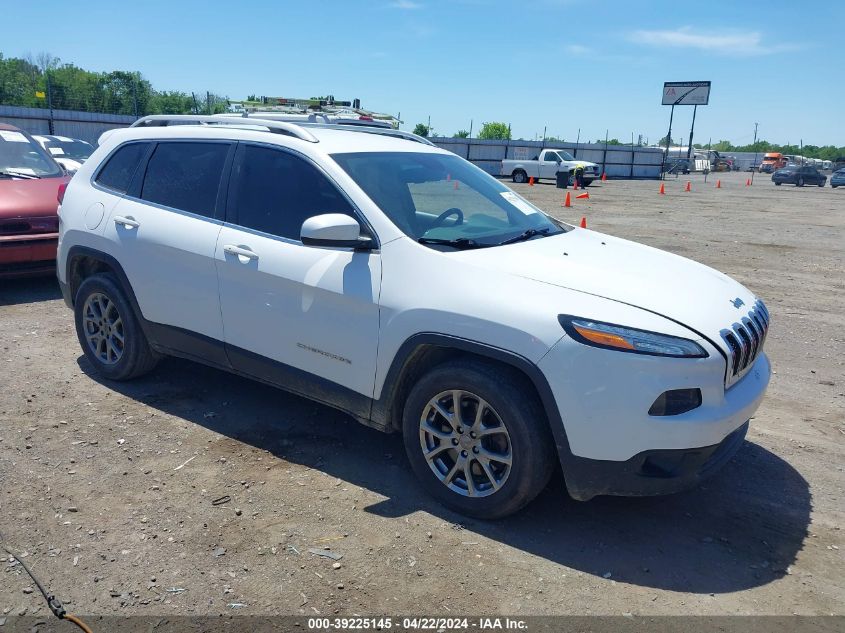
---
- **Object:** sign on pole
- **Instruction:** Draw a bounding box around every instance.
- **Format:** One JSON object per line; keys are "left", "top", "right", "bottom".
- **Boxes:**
{"left": 662, "top": 81, "right": 711, "bottom": 106}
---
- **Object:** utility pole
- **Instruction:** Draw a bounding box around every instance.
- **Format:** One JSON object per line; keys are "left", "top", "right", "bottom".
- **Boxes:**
{"left": 468, "top": 119, "right": 473, "bottom": 139}
{"left": 427, "top": 115, "right": 431, "bottom": 136}
{"left": 574, "top": 128, "right": 580, "bottom": 158}
{"left": 46, "top": 71, "right": 54, "bottom": 135}
{"left": 603, "top": 129, "right": 609, "bottom": 178}
{"left": 207, "top": 91, "right": 212, "bottom": 115}
{"left": 751, "top": 122, "right": 759, "bottom": 183}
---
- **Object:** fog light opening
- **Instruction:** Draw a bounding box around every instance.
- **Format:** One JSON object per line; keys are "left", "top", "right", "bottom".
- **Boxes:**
{"left": 648, "top": 388, "right": 702, "bottom": 416}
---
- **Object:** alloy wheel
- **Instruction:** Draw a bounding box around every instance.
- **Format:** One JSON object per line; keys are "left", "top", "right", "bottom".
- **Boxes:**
{"left": 419, "top": 390, "right": 512, "bottom": 497}
{"left": 82, "top": 292, "right": 125, "bottom": 365}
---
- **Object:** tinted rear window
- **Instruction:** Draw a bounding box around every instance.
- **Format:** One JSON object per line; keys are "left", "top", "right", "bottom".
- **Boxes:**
{"left": 141, "top": 142, "right": 229, "bottom": 217}
{"left": 96, "top": 143, "right": 149, "bottom": 193}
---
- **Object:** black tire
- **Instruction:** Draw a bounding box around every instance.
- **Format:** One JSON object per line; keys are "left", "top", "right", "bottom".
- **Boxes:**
{"left": 74, "top": 273, "right": 159, "bottom": 380}
{"left": 797, "top": 177, "right": 804, "bottom": 187}
{"left": 402, "top": 360, "right": 555, "bottom": 519}
{"left": 818, "top": 182, "right": 824, "bottom": 187}
{"left": 775, "top": 182, "right": 782, "bottom": 186}
{"left": 512, "top": 170, "right": 527, "bottom": 184}
{"left": 833, "top": 184, "right": 838, "bottom": 189}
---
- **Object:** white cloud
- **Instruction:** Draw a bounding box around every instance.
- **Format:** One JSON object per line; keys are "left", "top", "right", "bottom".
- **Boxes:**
{"left": 387, "top": 0, "right": 423, "bottom": 9}
{"left": 565, "top": 44, "right": 591, "bottom": 56}
{"left": 629, "top": 26, "right": 798, "bottom": 56}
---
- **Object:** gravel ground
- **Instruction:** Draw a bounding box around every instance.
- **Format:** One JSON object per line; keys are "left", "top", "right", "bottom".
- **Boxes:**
{"left": 0, "top": 170, "right": 842, "bottom": 619}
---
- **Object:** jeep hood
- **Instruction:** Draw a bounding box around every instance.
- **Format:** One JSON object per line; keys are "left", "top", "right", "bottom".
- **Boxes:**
{"left": 457, "top": 229, "right": 759, "bottom": 345}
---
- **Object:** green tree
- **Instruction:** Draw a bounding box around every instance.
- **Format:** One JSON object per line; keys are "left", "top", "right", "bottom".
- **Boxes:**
{"left": 413, "top": 123, "right": 430, "bottom": 137}
{"left": 454, "top": 129, "right": 469, "bottom": 138}
{"left": 478, "top": 121, "right": 510, "bottom": 140}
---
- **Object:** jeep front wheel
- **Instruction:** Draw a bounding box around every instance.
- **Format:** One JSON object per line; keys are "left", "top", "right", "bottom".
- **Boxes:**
{"left": 402, "top": 361, "right": 555, "bottom": 519}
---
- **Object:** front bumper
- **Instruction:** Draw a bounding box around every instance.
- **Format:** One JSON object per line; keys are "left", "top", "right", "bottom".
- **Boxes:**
{"left": 537, "top": 334, "right": 770, "bottom": 499}
{"left": 0, "top": 233, "right": 58, "bottom": 277}
{"left": 564, "top": 420, "right": 749, "bottom": 500}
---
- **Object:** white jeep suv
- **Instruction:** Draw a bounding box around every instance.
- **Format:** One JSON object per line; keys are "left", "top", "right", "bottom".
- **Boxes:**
{"left": 57, "top": 115, "right": 771, "bottom": 518}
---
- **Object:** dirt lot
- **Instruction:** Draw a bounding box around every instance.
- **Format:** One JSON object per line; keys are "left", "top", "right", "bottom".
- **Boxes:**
{"left": 1, "top": 171, "right": 842, "bottom": 620}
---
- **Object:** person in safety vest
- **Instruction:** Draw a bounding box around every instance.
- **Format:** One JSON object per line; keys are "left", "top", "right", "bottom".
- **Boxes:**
{"left": 573, "top": 163, "right": 586, "bottom": 189}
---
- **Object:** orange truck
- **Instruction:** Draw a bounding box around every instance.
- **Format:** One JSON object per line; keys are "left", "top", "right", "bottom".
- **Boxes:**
{"left": 760, "top": 152, "right": 787, "bottom": 173}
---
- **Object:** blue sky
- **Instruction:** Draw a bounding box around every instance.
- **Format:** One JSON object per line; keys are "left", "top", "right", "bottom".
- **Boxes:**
{"left": 4, "top": 0, "right": 843, "bottom": 146}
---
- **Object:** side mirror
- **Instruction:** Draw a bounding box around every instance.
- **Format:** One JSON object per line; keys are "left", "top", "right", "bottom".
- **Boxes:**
{"left": 300, "top": 214, "right": 373, "bottom": 249}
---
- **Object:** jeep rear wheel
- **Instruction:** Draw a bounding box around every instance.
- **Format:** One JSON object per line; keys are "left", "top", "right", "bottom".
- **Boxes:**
{"left": 74, "top": 273, "right": 159, "bottom": 380}
{"left": 402, "top": 360, "right": 555, "bottom": 519}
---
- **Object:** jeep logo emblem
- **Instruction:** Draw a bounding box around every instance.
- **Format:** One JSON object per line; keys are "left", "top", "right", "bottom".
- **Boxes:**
{"left": 730, "top": 297, "right": 745, "bottom": 309}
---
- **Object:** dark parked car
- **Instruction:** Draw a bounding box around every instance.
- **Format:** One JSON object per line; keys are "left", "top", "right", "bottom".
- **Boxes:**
{"left": 772, "top": 165, "right": 827, "bottom": 187}
{"left": 830, "top": 168, "right": 845, "bottom": 188}
{"left": 0, "top": 123, "right": 70, "bottom": 277}
{"left": 662, "top": 157, "right": 691, "bottom": 174}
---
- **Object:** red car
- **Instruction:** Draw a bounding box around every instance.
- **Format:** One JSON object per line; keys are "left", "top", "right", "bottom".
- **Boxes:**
{"left": 0, "top": 123, "right": 70, "bottom": 277}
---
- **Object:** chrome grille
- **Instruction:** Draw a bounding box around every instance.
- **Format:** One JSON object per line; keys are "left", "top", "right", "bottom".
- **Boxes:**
{"left": 720, "top": 300, "right": 770, "bottom": 386}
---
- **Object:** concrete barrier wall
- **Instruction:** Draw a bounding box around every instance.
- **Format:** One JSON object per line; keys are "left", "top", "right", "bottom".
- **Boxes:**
{"left": 0, "top": 106, "right": 136, "bottom": 145}
{"left": 430, "top": 137, "right": 663, "bottom": 179}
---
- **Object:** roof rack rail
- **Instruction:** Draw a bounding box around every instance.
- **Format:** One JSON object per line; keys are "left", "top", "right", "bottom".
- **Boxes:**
{"left": 130, "top": 115, "right": 319, "bottom": 143}
{"left": 303, "top": 124, "right": 435, "bottom": 147}
{"left": 216, "top": 112, "right": 394, "bottom": 129}
{"left": 213, "top": 113, "right": 432, "bottom": 145}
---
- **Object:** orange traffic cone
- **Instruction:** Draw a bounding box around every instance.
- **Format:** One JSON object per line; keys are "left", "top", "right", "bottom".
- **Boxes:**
{"left": 716, "top": 179, "right": 721, "bottom": 188}
{"left": 601, "top": 172, "right": 607, "bottom": 182}
{"left": 685, "top": 181, "right": 691, "bottom": 192}
{"left": 454, "top": 180, "right": 459, "bottom": 190}
{"left": 528, "top": 176, "right": 534, "bottom": 186}
{"left": 576, "top": 192, "right": 589, "bottom": 199}
{"left": 659, "top": 182, "right": 665, "bottom": 195}
{"left": 579, "top": 217, "right": 587, "bottom": 228}
{"left": 573, "top": 180, "right": 579, "bottom": 191}
{"left": 563, "top": 191, "right": 572, "bottom": 208}
{"left": 746, "top": 178, "right": 751, "bottom": 186}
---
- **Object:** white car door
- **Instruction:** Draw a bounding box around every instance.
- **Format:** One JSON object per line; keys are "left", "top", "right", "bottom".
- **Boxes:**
{"left": 215, "top": 143, "right": 381, "bottom": 409}
{"left": 539, "top": 151, "right": 560, "bottom": 179}
{"left": 102, "top": 141, "right": 232, "bottom": 352}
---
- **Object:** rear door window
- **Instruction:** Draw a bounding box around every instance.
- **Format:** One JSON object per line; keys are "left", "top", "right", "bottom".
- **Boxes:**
{"left": 140, "top": 142, "right": 229, "bottom": 218}
{"left": 95, "top": 143, "right": 149, "bottom": 193}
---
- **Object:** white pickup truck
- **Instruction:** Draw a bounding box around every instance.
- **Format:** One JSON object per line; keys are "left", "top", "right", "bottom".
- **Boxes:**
{"left": 501, "top": 149, "right": 601, "bottom": 186}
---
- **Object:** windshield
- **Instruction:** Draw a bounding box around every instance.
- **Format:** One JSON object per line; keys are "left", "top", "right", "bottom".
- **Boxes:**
{"left": 0, "top": 130, "right": 63, "bottom": 177}
{"left": 42, "top": 138, "right": 94, "bottom": 161}
{"left": 332, "top": 151, "right": 567, "bottom": 247}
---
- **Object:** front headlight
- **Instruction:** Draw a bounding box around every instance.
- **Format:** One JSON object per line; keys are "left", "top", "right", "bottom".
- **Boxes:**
{"left": 559, "top": 316, "right": 708, "bottom": 358}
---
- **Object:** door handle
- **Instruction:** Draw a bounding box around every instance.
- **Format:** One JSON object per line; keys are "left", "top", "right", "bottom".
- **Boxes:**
{"left": 223, "top": 244, "right": 259, "bottom": 261}
{"left": 113, "top": 216, "right": 140, "bottom": 229}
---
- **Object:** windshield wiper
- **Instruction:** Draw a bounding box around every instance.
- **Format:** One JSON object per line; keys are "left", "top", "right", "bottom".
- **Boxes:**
{"left": 418, "top": 237, "right": 485, "bottom": 249}
{"left": 0, "top": 169, "right": 40, "bottom": 180}
{"left": 495, "top": 227, "right": 551, "bottom": 246}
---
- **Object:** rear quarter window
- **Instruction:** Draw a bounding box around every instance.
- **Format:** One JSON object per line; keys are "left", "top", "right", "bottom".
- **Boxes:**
{"left": 95, "top": 143, "right": 149, "bottom": 193}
